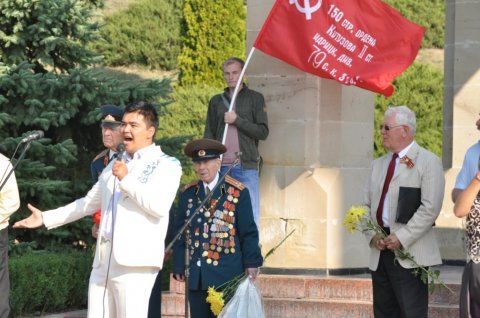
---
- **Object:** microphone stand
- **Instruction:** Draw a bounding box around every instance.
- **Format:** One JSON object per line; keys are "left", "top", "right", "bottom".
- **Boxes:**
{"left": 0, "top": 141, "right": 33, "bottom": 224}
{"left": 165, "top": 156, "right": 240, "bottom": 318}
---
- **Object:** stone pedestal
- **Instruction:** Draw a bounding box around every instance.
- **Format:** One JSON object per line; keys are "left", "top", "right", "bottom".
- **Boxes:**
{"left": 440, "top": 0, "right": 480, "bottom": 260}
{"left": 247, "top": 0, "right": 374, "bottom": 269}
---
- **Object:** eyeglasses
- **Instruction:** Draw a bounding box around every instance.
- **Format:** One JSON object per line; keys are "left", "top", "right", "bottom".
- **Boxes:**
{"left": 380, "top": 124, "right": 404, "bottom": 131}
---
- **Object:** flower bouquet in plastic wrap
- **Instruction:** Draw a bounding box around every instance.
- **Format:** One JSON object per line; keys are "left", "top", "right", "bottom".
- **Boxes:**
{"left": 206, "top": 230, "right": 296, "bottom": 317}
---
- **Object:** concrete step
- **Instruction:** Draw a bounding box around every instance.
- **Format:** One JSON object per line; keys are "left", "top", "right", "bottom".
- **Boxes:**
{"left": 163, "top": 271, "right": 461, "bottom": 318}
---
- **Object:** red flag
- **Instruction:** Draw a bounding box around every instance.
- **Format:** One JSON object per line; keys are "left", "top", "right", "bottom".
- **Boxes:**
{"left": 253, "top": 0, "right": 426, "bottom": 97}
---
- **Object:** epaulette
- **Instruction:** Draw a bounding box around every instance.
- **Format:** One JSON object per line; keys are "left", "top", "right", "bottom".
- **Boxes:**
{"left": 92, "top": 149, "right": 109, "bottom": 162}
{"left": 225, "top": 175, "right": 245, "bottom": 190}
{"left": 182, "top": 180, "right": 199, "bottom": 193}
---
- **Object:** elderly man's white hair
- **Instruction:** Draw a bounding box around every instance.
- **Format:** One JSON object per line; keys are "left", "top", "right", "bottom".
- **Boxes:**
{"left": 384, "top": 105, "right": 416, "bottom": 135}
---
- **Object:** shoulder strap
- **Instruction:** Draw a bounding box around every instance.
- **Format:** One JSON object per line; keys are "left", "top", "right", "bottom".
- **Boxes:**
{"left": 182, "top": 180, "right": 200, "bottom": 193}
{"left": 92, "top": 149, "right": 109, "bottom": 162}
{"left": 225, "top": 175, "right": 245, "bottom": 191}
{"left": 220, "top": 93, "right": 230, "bottom": 110}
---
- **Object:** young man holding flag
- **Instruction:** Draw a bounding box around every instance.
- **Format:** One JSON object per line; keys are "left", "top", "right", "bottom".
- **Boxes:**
{"left": 204, "top": 57, "right": 269, "bottom": 228}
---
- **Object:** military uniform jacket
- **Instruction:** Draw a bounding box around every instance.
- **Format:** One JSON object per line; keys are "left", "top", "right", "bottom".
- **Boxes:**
{"left": 91, "top": 149, "right": 111, "bottom": 183}
{"left": 172, "top": 174, "right": 263, "bottom": 290}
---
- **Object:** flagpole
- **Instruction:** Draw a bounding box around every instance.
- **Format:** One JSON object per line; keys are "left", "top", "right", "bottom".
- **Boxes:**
{"left": 220, "top": 47, "right": 256, "bottom": 146}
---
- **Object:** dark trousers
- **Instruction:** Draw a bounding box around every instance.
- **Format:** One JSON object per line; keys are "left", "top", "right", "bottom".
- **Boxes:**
{"left": 0, "top": 227, "right": 11, "bottom": 318}
{"left": 147, "top": 271, "right": 162, "bottom": 318}
{"left": 371, "top": 249, "right": 428, "bottom": 318}
{"left": 189, "top": 289, "right": 216, "bottom": 318}
{"left": 460, "top": 261, "right": 480, "bottom": 318}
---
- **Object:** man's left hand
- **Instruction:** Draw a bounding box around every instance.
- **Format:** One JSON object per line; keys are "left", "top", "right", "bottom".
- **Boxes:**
{"left": 384, "top": 233, "right": 402, "bottom": 250}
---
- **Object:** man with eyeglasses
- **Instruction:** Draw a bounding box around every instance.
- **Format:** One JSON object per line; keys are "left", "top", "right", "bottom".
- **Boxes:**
{"left": 363, "top": 105, "right": 445, "bottom": 318}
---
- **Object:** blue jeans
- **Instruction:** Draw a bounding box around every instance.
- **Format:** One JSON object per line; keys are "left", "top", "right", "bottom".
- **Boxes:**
{"left": 221, "top": 165, "right": 260, "bottom": 228}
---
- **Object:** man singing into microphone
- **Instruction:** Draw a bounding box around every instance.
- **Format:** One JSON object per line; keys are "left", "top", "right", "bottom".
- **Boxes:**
{"left": 172, "top": 138, "right": 262, "bottom": 318}
{"left": 14, "top": 102, "right": 181, "bottom": 318}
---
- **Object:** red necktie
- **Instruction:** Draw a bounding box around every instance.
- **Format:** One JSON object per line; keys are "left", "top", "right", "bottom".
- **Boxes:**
{"left": 376, "top": 153, "right": 398, "bottom": 227}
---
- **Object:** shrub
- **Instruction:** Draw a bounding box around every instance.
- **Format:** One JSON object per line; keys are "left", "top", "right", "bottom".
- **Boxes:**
{"left": 157, "top": 84, "right": 222, "bottom": 184}
{"left": 177, "top": 0, "right": 246, "bottom": 86}
{"left": 9, "top": 250, "right": 93, "bottom": 316}
{"left": 92, "top": 0, "right": 183, "bottom": 70}
{"left": 385, "top": 0, "right": 445, "bottom": 48}
{"left": 374, "top": 62, "right": 444, "bottom": 158}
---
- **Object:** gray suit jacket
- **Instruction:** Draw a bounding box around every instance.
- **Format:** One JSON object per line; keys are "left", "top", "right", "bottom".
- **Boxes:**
{"left": 363, "top": 142, "right": 445, "bottom": 270}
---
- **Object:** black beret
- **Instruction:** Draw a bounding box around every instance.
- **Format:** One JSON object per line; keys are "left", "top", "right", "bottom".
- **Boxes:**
{"left": 184, "top": 138, "right": 227, "bottom": 162}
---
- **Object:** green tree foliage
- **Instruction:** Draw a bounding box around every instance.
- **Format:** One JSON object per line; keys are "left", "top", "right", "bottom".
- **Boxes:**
{"left": 385, "top": 0, "right": 445, "bottom": 48}
{"left": 0, "top": 0, "right": 171, "bottom": 250}
{"left": 374, "top": 62, "right": 443, "bottom": 158}
{"left": 157, "top": 84, "right": 221, "bottom": 184}
{"left": 0, "top": 0, "right": 102, "bottom": 72}
{"left": 178, "top": 0, "right": 246, "bottom": 86}
{"left": 91, "top": 0, "right": 183, "bottom": 70}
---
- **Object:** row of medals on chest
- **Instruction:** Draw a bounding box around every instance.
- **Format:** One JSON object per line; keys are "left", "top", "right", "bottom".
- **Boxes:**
{"left": 187, "top": 187, "right": 240, "bottom": 266}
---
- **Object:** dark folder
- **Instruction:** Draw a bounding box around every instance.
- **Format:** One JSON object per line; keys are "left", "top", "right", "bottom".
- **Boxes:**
{"left": 396, "top": 186, "right": 421, "bottom": 224}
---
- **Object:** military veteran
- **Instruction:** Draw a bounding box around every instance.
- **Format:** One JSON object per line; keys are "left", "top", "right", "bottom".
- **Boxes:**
{"left": 172, "top": 138, "right": 262, "bottom": 318}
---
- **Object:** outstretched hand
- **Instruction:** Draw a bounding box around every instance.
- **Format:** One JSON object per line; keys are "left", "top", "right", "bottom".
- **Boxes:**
{"left": 12, "top": 203, "right": 44, "bottom": 229}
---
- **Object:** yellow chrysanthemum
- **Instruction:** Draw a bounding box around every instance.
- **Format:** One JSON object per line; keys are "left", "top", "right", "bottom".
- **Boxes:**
{"left": 343, "top": 205, "right": 367, "bottom": 233}
{"left": 206, "top": 287, "right": 225, "bottom": 316}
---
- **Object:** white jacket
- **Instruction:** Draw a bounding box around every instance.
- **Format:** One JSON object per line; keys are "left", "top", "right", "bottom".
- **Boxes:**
{"left": 43, "top": 144, "right": 181, "bottom": 269}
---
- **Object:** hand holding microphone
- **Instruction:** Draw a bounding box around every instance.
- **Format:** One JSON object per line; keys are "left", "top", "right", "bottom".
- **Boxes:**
{"left": 112, "top": 144, "right": 128, "bottom": 180}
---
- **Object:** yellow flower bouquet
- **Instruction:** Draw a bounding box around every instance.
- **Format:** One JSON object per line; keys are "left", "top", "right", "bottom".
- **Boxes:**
{"left": 206, "top": 229, "right": 296, "bottom": 317}
{"left": 343, "top": 205, "right": 452, "bottom": 293}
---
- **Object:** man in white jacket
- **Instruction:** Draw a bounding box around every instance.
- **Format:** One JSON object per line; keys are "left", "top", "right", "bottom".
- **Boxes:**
{"left": 0, "top": 153, "right": 20, "bottom": 318}
{"left": 14, "top": 101, "right": 182, "bottom": 318}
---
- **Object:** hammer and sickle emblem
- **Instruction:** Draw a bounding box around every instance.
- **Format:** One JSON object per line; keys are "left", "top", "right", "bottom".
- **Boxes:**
{"left": 289, "top": 0, "right": 322, "bottom": 20}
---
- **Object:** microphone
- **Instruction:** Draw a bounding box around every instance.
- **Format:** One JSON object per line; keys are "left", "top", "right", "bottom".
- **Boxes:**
{"left": 21, "top": 130, "right": 44, "bottom": 143}
{"left": 116, "top": 144, "right": 125, "bottom": 161}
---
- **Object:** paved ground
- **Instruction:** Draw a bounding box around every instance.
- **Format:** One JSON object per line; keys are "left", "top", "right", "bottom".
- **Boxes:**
{"left": 18, "top": 310, "right": 87, "bottom": 318}
{"left": 17, "top": 265, "right": 463, "bottom": 317}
